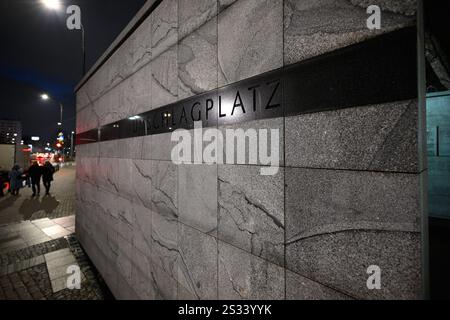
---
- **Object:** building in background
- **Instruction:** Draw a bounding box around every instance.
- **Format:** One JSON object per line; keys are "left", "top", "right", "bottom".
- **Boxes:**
{"left": 0, "top": 120, "right": 22, "bottom": 145}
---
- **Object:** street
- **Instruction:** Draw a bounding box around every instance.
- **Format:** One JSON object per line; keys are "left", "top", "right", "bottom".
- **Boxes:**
{"left": 0, "top": 165, "right": 75, "bottom": 225}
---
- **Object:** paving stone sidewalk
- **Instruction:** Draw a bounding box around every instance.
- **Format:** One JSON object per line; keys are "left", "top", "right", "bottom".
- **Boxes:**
{"left": 0, "top": 216, "right": 114, "bottom": 300}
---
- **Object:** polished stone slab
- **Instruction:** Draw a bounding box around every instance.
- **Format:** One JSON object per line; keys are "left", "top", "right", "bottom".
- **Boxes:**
{"left": 178, "top": 17, "right": 218, "bottom": 100}
{"left": 218, "top": 0, "right": 283, "bottom": 86}
{"left": 218, "top": 241, "right": 284, "bottom": 300}
{"left": 285, "top": 100, "right": 419, "bottom": 172}
{"left": 286, "top": 270, "right": 352, "bottom": 300}
{"left": 178, "top": 0, "right": 217, "bottom": 39}
{"left": 178, "top": 164, "right": 218, "bottom": 236}
{"left": 284, "top": 0, "right": 416, "bottom": 65}
{"left": 218, "top": 165, "right": 284, "bottom": 266}
{"left": 178, "top": 224, "right": 218, "bottom": 300}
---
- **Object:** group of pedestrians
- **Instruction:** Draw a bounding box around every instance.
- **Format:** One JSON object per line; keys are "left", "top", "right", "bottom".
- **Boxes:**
{"left": 2, "top": 161, "right": 55, "bottom": 197}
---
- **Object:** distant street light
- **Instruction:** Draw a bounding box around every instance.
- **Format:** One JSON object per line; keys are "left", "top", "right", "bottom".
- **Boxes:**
{"left": 40, "top": 0, "right": 86, "bottom": 75}
{"left": 41, "top": 93, "right": 64, "bottom": 127}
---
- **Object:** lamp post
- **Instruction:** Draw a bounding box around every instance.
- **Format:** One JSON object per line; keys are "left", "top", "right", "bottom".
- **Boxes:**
{"left": 41, "top": 93, "right": 64, "bottom": 126}
{"left": 41, "top": 0, "right": 86, "bottom": 75}
{"left": 70, "top": 131, "right": 75, "bottom": 159}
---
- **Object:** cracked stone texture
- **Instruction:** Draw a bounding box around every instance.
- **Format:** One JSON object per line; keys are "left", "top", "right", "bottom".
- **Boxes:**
{"left": 150, "top": 161, "right": 179, "bottom": 280}
{"left": 179, "top": 164, "right": 218, "bottom": 236}
{"left": 286, "top": 270, "right": 352, "bottom": 300}
{"left": 152, "top": 0, "right": 178, "bottom": 60}
{"left": 284, "top": 0, "right": 416, "bottom": 65}
{"left": 218, "top": 0, "right": 283, "bottom": 86}
{"left": 219, "top": 117, "right": 284, "bottom": 167}
{"left": 76, "top": 104, "right": 99, "bottom": 134}
{"left": 178, "top": 224, "right": 218, "bottom": 300}
{"left": 99, "top": 137, "right": 143, "bottom": 159}
{"left": 286, "top": 230, "right": 421, "bottom": 299}
{"left": 285, "top": 100, "right": 419, "bottom": 172}
{"left": 131, "top": 160, "right": 153, "bottom": 211}
{"left": 131, "top": 248, "right": 177, "bottom": 299}
{"left": 285, "top": 167, "right": 420, "bottom": 242}
{"left": 76, "top": 88, "right": 91, "bottom": 112}
{"left": 218, "top": 0, "right": 238, "bottom": 13}
{"left": 178, "top": 17, "right": 218, "bottom": 100}
{"left": 151, "top": 46, "right": 178, "bottom": 109}
{"left": 121, "top": 62, "right": 153, "bottom": 116}
{"left": 218, "top": 241, "right": 284, "bottom": 300}
{"left": 95, "top": 158, "right": 134, "bottom": 201}
{"left": 218, "top": 165, "right": 284, "bottom": 266}
{"left": 93, "top": 83, "right": 122, "bottom": 127}
{"left": 130, "top": 14, "right": 153, "bottom": 73}
{"left": 179, "top": 0, "right": 218, "bottom": 39}
{"left": 133, "top": 203, "right": 153, "bottom": 259}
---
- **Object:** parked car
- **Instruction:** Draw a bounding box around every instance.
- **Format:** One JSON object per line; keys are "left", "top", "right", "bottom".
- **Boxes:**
{"left": 0, "top": 169, "right": 10, "bottom": 195}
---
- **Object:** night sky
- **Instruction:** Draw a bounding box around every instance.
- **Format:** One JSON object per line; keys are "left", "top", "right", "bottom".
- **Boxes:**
{"left": 0, "top": 0, "right": 146, "bottom": 145}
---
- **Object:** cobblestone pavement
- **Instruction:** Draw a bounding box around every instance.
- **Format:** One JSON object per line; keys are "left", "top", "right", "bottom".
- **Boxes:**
{"left": 0, "top": 165, "right": 76, "bottom": 225}
{"left": 0, "top": 165, "right": 113, "bottom": 300}
{"left": 0, "top": 234, "right": 114, "bottom": 300}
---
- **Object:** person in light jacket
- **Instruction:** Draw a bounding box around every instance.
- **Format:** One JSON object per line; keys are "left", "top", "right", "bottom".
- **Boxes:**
{"left": 9, "top": 164, "right": 23, "bottom": 196}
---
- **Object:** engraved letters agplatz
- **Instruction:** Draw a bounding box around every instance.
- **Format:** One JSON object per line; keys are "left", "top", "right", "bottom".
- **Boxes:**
{"left": 96, "top": 68, "right": 283, "bottom": 143}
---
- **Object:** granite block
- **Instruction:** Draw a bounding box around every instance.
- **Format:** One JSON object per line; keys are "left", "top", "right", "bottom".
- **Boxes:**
{"left": 122, "top": 62, "right": 153, "bottom": 116}
{"left": 178, "top": 224, "right": 218, "bottom": 299}
{"left": 178, "top": 163, "right": 218, "bottom": 236}
{"left": 218, "top": 241, "right": 284, "bottom": 300}
{"left": 218, "top": 165, "right": 284, "bottom": 266}
{"left": 76, "top": 142, "right": 99, "bottom": 158}
{"left": 131, "top": 159, "right": 153, "bottom": 210}
{"left": 218, "top": 0, "right": 283, "bottom": 86}
{"left": 178, "top": 17, "right": 218, "bottom": 100}
{"left": 151, "top": 46, "right": 178, "bottom": 109}
{"left": 285, "top": 168, "right": 421, "bottom": 242}
{"left": 286, "top": 230, "right": 421, "bottom": 299}
{"left": 76, "top": 104, "right": 99, "bottom": 134}
{"left": 99, "top": 137, "right": 143, "bottom": 159}
{"left": 219, "top": 117, "right": 284, "bottom": 167}
{"left": 179, "top": 0, "right": 217, "bottom": 39}
{"left": 286, "top": 270, "right": 351, "bottom": 300}
{"left": 151, "top": 207, "right": 179, "bottom": 280}
{"left": 152, "top": 0, "right": 178, "bottom": 59}
{"left": 285, "top": 100, "right": 419, "bottom": 172}
{"left": 131, "top": 14, "right": 153, "bottom": 73}
{"left": 284, "top": 0, "right": 416, "bottom": 65}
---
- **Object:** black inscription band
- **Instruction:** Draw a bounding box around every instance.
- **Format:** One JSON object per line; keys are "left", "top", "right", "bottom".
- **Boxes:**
{"left": 77, "top": 27, "right": 417, "bottom": 145}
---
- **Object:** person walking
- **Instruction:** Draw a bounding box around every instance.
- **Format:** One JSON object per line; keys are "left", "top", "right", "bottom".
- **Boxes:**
{"left": 28, "top": 161, "right": 42, "bottom": 197}
{"left": 8, "top": 164, "right": 23, "bottom": 196}
{"left": 42, "top": 161, "right": 55, "bottom": 196}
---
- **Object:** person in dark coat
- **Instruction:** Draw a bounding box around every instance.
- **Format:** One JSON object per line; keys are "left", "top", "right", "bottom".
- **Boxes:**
{"left": 8, "top": 164, "right": 23, "bottom": 196}
{"left": 28, "top": 161, "right": 42, "bottom": 197}
{"left": 42, "top": 161, "right": 55, "bottom": 196}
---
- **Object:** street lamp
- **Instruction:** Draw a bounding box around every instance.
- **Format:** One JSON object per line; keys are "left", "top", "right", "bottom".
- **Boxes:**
{"left": 40, "top": 0, "right": 86, "bottom": 75}
{"left": 41, "top": 93, "right": 64, "bottom": 126}
{"left": 70, "top": 131, "right": 75, "bottom": 159}
{"left": 41, "top": 0, "right": 62, "bottom": 10}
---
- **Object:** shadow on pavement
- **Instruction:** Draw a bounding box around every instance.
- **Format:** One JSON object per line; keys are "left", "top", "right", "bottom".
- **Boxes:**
{"left": 0, "top": 195, "right": 20, "bottom": 212}
{"left": 19, "top": 196, "right": 60, "bottom": 220}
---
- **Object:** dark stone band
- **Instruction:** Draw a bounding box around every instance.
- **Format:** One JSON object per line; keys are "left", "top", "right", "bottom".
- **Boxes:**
{"left": 76, "top": 27, "right": 417, "bottom": 145}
